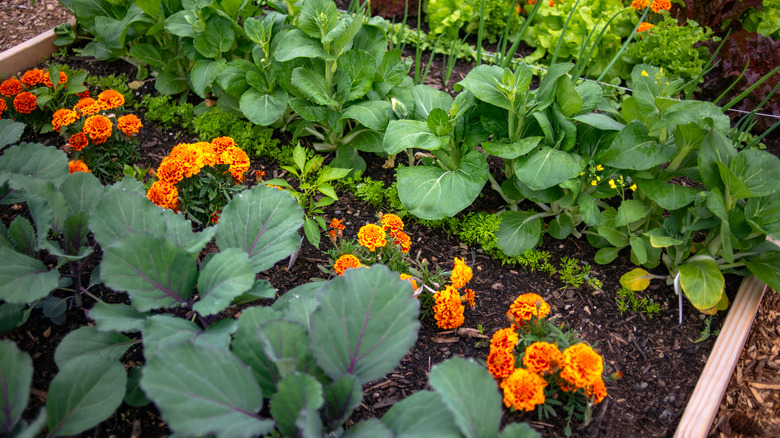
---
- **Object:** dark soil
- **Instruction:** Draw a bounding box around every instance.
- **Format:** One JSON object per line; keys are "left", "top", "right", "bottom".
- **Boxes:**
{"left": 2, "top": 11, "right": 780, "bottom": 438}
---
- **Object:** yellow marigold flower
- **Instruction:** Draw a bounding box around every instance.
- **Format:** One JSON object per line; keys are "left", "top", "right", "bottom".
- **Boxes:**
{"left": 156, "top": 157, "right": 186, "bottom": 184}
{"left": 51, "top": 109, "right": 78, "bottom": 132}
{"left": 381, "top": 213, "right": 404, "bottom": 236}
{"left": 146, "top": 180, "right": 180, "bottom": 210}
{"left": 450, "top": 257, "right": 473, "bottom": 289}
{"left": 433, "top": 285, "right": 465, "bottom": 329}
{"left": 464, "top": 288, "right": 475, "bottom": 308}
{"left": 631, "top": 0, "right": 650, "bottom": 9}
{"left": 211, "top": 136, "right": 236, "bottom": 154}
{"left": 97, "top": 89, "right": 125, "bottom": 110}
{"left": 393, "top": 230, "right": 411, "bottom": 253}
{"left": 358, "top": 223, "right": 386, "bottom": 252}
{"left": 487, "top": 348, "right": 515, "bottom": 381}
{"left": 586, "top": 377, "right": 607, "bottom": 404}
{"left": 637, "top": 22, "right": 655, "bottom": 32}
{"left": 490, "top": 327, "right": 518, "bottom": 352}
{"left": 13, "top": 92, "right": 37, "bottom": 114}
{"left": 650, "top": 0, "right": 671, "bottom": 13}
{"left": 399, "top": 273, "right": 418, "bottom": 291}
{"left": 117, "top": 114, "right": 142, "bottom": 137}
{"left": 500, "top": 368, "right": 547, "bottom": 411}
{"left": 507, "top": 293, "right": 550, "bottom": 325}
{"left": 68, "top": 132, "right": 88, "bottom": 152}
{"left": 42, "top": 71, "right": 67, "bottom": 88}
{"left": 334, "top": 254, "right": 362, "bottom": 276}
{"left": 82, "top": 115, "right": 113, "bottom": 144}
{"left": 68, "top": 159, "right": 91, "bottom": 174}
{"left": 0, "top": 77, "right": 22, "bottom": 97}
{"left": 74, "top": 97, "right": 102, "bottom": 117}
{"left": 523, "top": 341, "right": 564, "bottom": 375}
{"left": 560, "top": 343, "right": 604, "bottom": 389}
{"left": 21, "top": 69, "right": 44, "bottom": 87}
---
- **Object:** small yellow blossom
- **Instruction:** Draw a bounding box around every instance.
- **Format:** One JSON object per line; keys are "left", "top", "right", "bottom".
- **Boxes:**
{"left": 630, "top": 184, "right": 637, "bottom": 191}
{"left": 641, "top": 70, "right": 649, "bottom": 77}
{"left": 595, "top": 164, "right": 604, "bottom": 171}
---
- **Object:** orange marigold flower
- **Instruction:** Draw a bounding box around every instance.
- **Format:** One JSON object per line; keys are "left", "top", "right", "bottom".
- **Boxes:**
{"left": 42, "top": 71, "right": 68, "bottom": 88}
{"left": 69, "top": 132, "right": 88, "bottom": 151}
{"left": 117, "top": 114, "right": 142, "bottom": 137}
{"left": 464, "top": 288, "right": 475, "bottom": 308}
{"left": 334, "top": 254, "right": 362, "bottom": 275}
{"left": 13, "top": 92, "right": 37, "bottom": 114}
{"left": 211, "top": 136, "right": 236, "bottom": 154}
{"left": 487, "top": 348, "right": 516, "bottom": 381}
{"left": 358, "top": 223, "right": 386, "bottom": 252}
{"left": 76, "top": 88, "right": 90, "bottom": 98}
{"left": 156, "top": 157, "right": 186, "bottom": 184}
{"left": 170, "top": 143, "right": 206, "bottom": 178}
{"left": 267, "top": 184, "right": 284, "bottom": 190}
{"left": 380, "top": 213, "right": 404, "bottom": 235}
{"left": 490, "top": 327, "right": 519, "bottom": 352}
{"left": 637, "top": 22, "right": 655, "bottom": 32}
{"left": 21, "top": 69, "right": 44, "bottom": 87}
{"left": 506, "top": 293, "right": 550, "bottom": 325}
{"left": 97, "top": 89, "right": 125, "bottom": 110}
{"left": 650, "top": 0, "right": 671, "bottom": 13}
{"left": 631, "top": 0, "right": 650, "bottom": 9}
{"left": 450, "top": 257, "right": 472, "bottom": 289}
{"left": 210, "top": 210, "right": 221, "bottom": 224}
{"left": 0, "top": 78, "right": 23, "bottom": 97}
{"left": 586, "top": 377, "right": 607, "bottom": 404}
{"left": 146, "top": 180, "right": 180, "bottom": 210}
{"left": 330, "top": 218, "right": 345, "bottom": 230}
{"left": 223, "top": 146, "right": 250, "bottom": 183}
{"left": 523, "top": 342, "right": 564, "bottom": 375}
{"left": 399, "top": 273, "right": 418, "bottom": 291}
{"left": 433, "top": 285, "right": 465, "bottom": 329}
{"left": 560, "top": 343, "right": 604, "bottom": 389}
{"left": 255, "top": 169, "right": 266, "bottom": 180}
{"left": 68, "top": 160, "right": 91, "bottom": 174}
{"left": 82, "top": 115, "right": 113, "bottom": 144}
{"left": 51, "top": 109, "right": 78, "bottom": 132}
{"left": 0, "top": 99, "right": 6, "bottom": 116}
{"left": 393, "top": 230, "right": 411, "bottom": 253}
{"left": 74, "top": 97, "right": 102, "bottom": 117}
{"left": 500, "top": 368, "right": 547, "bottom": 411}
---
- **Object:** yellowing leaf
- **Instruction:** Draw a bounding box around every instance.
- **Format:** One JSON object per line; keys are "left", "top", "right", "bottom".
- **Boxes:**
{"left": 620, "top": 268, "right": 652, "bottom": 291}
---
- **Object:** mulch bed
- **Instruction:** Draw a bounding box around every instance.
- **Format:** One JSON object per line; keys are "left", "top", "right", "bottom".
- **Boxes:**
{"left": 2, "top": 4, "right": 780, "bottom": 437}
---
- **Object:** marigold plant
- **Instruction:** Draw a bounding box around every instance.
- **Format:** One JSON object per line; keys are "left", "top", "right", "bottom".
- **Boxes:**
{"left": 500, "top": 368, "right": 547, "bottom": 412}
{"left": 13, "top": 92, "right": 37, "bottom": 114}
{"left": 433, "top": 285, "right": 465, "bottom": 329}
{"left": 560, "top": 343, "right": 604, "bottom": 389}
{"left": 0, "top": 78, "right": 22, "bottom": 97}
{"left": 523, "top": 341, "right": 564, "bottom": 375}
{"left": 117, "top": 114, "right": 143, "bottom": 137}
{"left": 358, "top": 223, "right": 387, "bottom": 252}
{"left": 450, "top": 257, "right": 473, "bottom": 289}
{"left": 506, "top": 293, "right": 550, "bottom": 325}
{"left": 146, "top": 137, "right": 250, "bottom": 225}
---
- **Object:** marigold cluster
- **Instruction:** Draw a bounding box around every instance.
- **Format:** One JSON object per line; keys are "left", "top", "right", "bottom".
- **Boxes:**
{"left": 97, "top": 89, "right": 125, "bottom": 110}
{"left": 117, "top": 114, "right": 143, "bottom": 137}
{"left": 450, "top": 257, "right": 472, "bottom": 289}
{"left": 523, "top": 342, "right": 564, "bottom": 375}
{"left": 13, "top": 92, "right": 37, "bottom": 114}
{"left": 82, "top": 115, "right": 113, "bottom": 144}
{"left": 506, "top": 293, "right": 550, "bottom": 325}
{"left": 560, "top": 343, "right": 604, "bottom": 389}
{"left": 68, "top": 159, "right": 91, "bottom": 174}
{"left": 433, "top": 285, "right": 465, "bottom": 329}
{"left": 357, "top": 223, "right": 386, "bottom": 252}
{"left": 334, "top": 254, "right": 362, "bottom": 275}
{"left": 500, "top": 368, "right": 547, "bottom": 412}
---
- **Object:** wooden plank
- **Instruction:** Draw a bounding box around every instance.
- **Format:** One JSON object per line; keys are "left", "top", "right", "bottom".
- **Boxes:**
{"left": 0, "top": 20, "right": 75, "bottom": 79}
